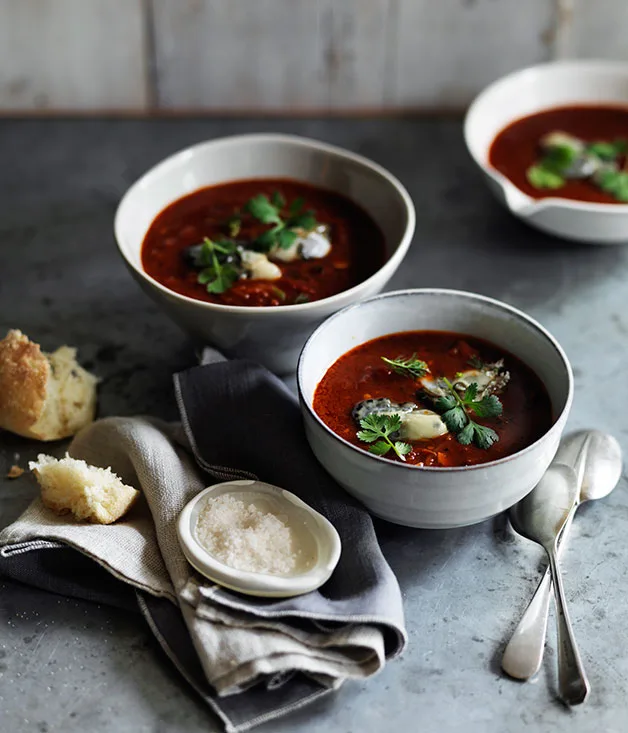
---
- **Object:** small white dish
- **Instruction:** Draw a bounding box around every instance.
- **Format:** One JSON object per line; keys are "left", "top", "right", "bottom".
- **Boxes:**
{"left": 114, "top": 133, "right": 415, "bottom": 373}
{"left": 177, "top": 480, "right": 341, "bottom": 598}
{"left": 464, "top": 60, "right": 628, "bottom": 243}
{"left": 297, "top": 288, "right": 573, "bottom": 529}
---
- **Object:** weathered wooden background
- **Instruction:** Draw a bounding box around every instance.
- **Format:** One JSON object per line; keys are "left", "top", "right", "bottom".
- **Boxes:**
{"left": 0, "top": 0, "right": 622, "bottom": 114}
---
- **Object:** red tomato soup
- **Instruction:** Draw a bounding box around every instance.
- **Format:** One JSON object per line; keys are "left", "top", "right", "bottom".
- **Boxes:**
{"left": 489, "top": 105, "right": 628, "bottom": 204}
{"left": 313, "top": 331, "right": 553, "bottom": 468}
{"left": 141, "top": 178, "right": 386, "bottom": 307}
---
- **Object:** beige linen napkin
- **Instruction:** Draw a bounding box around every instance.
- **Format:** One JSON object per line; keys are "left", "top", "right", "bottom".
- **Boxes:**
{"left": 0, "top": 356, "right": 406, "bottom": 731}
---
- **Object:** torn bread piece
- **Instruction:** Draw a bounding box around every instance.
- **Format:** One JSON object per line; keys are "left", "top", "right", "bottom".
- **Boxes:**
{"left": 0, "top": 330, "right": 98, "bottom": 441}
{"left": 30, "top": 453, "right": 139, "bottom": 524}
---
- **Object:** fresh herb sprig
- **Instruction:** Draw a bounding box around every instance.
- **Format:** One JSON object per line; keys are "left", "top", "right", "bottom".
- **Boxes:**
{"left": 381, "top": 353, "right": 429, "bottom": 379}
{"left": 195, "top": 237, "right": 240, "bottom": 294}
{"left": 245, "top": 192, "right": 318, "bottom": 252}
{"left": 434, "top": 378, "right": 502, "bottom": 449}
{"left": 595, "top": 168, "right": 628, "bottom": 202}
{"left": 356, "top": 413, "right": 412, "bottom": 461}
{"left": 526, "top": 136, "right": 628, "bottom": 201}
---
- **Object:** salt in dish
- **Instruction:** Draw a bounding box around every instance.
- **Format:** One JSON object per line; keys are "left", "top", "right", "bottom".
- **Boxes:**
{"left": 177, "top": 480, "right": 341, "bottom": 597}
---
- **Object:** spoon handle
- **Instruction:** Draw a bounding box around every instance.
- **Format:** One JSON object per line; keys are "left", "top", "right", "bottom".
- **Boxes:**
{"left": 501, "top": 565, "right": 552, "bottom": 679}
{"left": 547, "top": 548, "right": 590, "bottom": 705}
{"left": 501, "top": 509, "right": 576, "bottom": 680}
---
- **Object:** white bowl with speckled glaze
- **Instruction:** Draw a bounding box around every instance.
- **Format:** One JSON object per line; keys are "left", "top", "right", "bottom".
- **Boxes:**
{"left": 297, "top": 289, "right": 573, "bottom": 529}
{"left": 114, "top": 133, "right": 415, "bottom": 374}
{"left": 465, "top": 60, "right": 628, "bottom": 243}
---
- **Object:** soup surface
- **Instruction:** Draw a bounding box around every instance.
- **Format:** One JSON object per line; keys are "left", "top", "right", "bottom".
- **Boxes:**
{"left": 313, "top": 331, "right": 553, "bottom": 467}
{"left": 142, "top": 178, "right": 386, "bottom": 307}
{"left": 490, "top": 105, "right": 628, "bottom": 203}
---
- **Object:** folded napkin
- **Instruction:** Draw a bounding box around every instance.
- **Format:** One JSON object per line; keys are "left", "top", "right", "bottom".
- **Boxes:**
{"left": 0, "top": 354, "right": 406, "bottom": 732}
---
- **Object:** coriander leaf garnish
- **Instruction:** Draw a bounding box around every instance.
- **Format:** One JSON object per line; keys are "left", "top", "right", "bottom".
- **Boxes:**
{"left": 227, "top": 214, "right": 241, "bottom": 238}
{"left": 195, "top": 237, "right": 240, "bottom": 294}
{"left": 293, "top": 293, "right": 310, "bottom": 304}
{"left": 381, "top": 353, "right": 429, "bottom": 379}
{"left": 245, "top": 194, "right": 283, "bottom": 225}
{"left": 244, "top": 192, "right": 320, "bottom": 252}
{"left": 271, "top": 191, "right": 285, "bottom": 209}
{"left": 357, "top": 413, "right": 411, "bottom": 461}
{"left": 289, "top": 196, "right": 305, "bottom": 215}
{"left": 433, "top": 377, "right": 501, "bottom": 450}
{"left": 528, "top": 133, "right": 628, "bottom": 201}
{"left": 595, "top": 168, "right": 628, "bottom": 202}
{"left": 526, "top": 165, "right": 564, "bottom": 190}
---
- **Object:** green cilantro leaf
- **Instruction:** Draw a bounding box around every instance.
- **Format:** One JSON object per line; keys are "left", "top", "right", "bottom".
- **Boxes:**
{"left": 543, "top": 144, "right": 578, "bottom": 172}
{"left": 289, "top": 197, "right": 305, "bottom": 215}
{"left": 271, "top": 191, "right": 285, "bottom": 209}
{"left": 245, "top": 194, "right": 283, "bottom": 225}
{"left": 244, "top": 192, "right": 321, "bottom": 252}
{"left": 466, "top": 394, "right": 503, "bottom": 418}
{"left": 277, "top": 228, "right": 298, "bottom": 250}
{"left": 527, "top": 165, "right": 564, "bottom": 190}
{"left": 439, "top": 405, "right": 467, "bottom": 433}
{"left": 288, "top": 211, "right": 317, "bottom": 231}
{"left": 194, "top": 237, "right": 240, "bottom": 294}
{"left": 586, "top": 141, "right": 619, "bottom": 161}
{"left": 381, "top": 353, "right": 430, "bottom": 379}
{"left": 432, "top": 377, "right": 503, "bottom": 449}
{"left": 472, "top": 423, "right": 499, "bottom": 449}
{"left": 596, "top": 169, "right": 628, "bottom": 202}
{"left": 357, "top": 413, "right": 411, "bottom": 461}
{"left": 227, "top": 214, "right": 241, "bottom": 238}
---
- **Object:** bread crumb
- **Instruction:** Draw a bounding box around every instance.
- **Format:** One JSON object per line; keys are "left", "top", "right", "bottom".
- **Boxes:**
{"left": 29, "top": 453, "right": 139, "bottom": 524}
{"left": 7, "top": 464, "right": 24, "bottom": 479}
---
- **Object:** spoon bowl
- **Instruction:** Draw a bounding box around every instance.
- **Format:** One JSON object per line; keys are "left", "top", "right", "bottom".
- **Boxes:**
{"left": 510, "top": 464, "right": 579, "bottom": 548}
{"left": 555, "top": 430, "right": 622, "bottom": 503}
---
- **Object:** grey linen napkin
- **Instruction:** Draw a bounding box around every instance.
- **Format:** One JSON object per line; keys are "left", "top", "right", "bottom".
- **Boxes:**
{"left": 0, "top": 357, "right": 406, "bottom": 732}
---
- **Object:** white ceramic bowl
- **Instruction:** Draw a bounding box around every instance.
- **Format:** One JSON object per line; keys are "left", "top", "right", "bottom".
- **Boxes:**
{"left": 114, "top": 133, "right": 415, "bottom": 373}
{"left": 464, "top": 60, "right": 628, "bottom": 244}
{"left": 177, "top": 480, "right": 341, "bottom": 598}
{"left": 297, "top": 289, "right": 573, "bottom": 529}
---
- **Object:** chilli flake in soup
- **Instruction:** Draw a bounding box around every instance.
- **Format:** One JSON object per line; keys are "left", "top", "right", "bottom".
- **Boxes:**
{"left": 313, "top": 331, "right": 553, "bottom": 468}
{"left": 490, "top": 105, "right": 628, "bottom": 204}
{"left": 141, "top": 179, "right": 386, "bottom": 307}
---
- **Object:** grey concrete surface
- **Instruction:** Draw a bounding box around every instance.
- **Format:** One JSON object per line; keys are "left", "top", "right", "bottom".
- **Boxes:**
{"left": 0, "top": 119, "right": 627, "bottom": 733}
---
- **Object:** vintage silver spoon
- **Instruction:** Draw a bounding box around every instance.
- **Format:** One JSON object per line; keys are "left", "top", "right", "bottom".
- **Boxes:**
{"left": 502, "top": 431, "right": 622, "bottom": 682}
{"left": 509, "top": 463, "right": 589, "bottom": 705}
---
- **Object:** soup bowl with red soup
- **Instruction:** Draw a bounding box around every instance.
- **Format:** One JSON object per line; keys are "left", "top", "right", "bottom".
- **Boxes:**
{"left": 115, "top": 134, "right": 415, "bottom": 373}
{"left": 297, "top": 289, "right": 573, "bottom": 529}
{"left": 465, "top": 60, "right": 628, "bottom": 243}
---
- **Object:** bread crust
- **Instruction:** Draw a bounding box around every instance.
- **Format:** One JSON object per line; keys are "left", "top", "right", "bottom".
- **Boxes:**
{"left": 0, "top": 330, "right": 50, "bottom": 438}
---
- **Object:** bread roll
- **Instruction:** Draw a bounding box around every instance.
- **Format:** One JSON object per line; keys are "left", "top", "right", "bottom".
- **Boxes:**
{"left": 0, "top": 330, "right": 98, "bottom": 441}
{"left": 29, "top": 453, "right": 139, "bottom": 524}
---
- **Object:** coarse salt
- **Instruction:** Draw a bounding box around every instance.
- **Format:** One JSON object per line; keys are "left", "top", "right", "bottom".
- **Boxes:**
{"left": 194, "top": 492, "right": 313, "bottom": 576}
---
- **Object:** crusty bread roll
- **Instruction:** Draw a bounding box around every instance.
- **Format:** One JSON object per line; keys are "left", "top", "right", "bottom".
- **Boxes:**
{"left": 29, "top": 453, "right": 139, "bottom": 524}
{"left": 0, "top": 330, "right": 98, "bottom": 441}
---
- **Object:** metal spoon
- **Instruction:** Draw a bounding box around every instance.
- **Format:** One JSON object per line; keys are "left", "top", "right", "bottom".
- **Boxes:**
{"left": 502, "top": 431, "right": 622, "bottom": 682}
{"left": 509, "top": 463, "right": 589, "bottom": 705}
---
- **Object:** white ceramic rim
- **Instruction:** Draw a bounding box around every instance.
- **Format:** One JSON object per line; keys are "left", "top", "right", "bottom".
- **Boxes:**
{"left": 176, "top": 481, "right": 342, "bottom": 597}
{"left": 114, "top": 133, "right": 416, "bottom": 315}
{"left": 297, "top": 288, "right": 574, "bottom": 473}
{"left": 463, "top": 59, "right": 628, "bottom": 215}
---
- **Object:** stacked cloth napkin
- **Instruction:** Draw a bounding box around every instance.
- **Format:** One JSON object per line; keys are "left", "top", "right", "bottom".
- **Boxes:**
{"left": 0, "top": 353, "right": 406, "bottom": 732}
